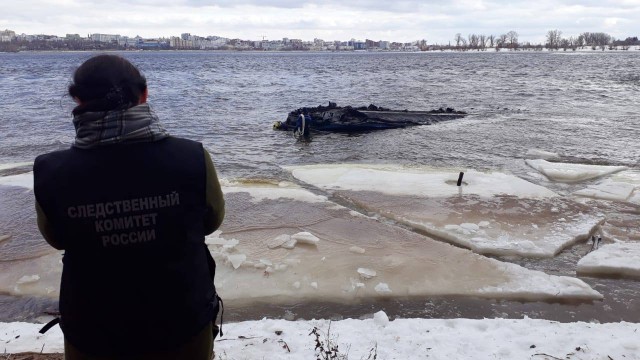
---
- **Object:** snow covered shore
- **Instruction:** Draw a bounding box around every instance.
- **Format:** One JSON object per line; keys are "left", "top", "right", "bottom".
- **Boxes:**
{"left": 2, "top": 316, "right": 639, "bottom": 359}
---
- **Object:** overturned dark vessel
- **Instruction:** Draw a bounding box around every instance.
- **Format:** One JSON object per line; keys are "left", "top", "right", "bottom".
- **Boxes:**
{"left": 273, "top": 102, "right": 467, "bottom": 134}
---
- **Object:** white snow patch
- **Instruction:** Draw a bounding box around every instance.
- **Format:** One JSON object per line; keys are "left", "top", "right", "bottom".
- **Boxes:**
{"left": 2, "top": 318, "right": 639, "bottom": 359}
{"left": 578, "top": 242, "right": 640, "bottom": 279}
{"left": 525, "top": 159, "right": 627, "bottom": 183}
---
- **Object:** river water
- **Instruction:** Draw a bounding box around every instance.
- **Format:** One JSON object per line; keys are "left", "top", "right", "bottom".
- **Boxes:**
{"left": 0, "top": 51, "right": 638, "bottom": 323}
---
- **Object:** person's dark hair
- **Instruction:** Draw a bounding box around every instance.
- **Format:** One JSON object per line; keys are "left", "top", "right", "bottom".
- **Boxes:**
{"left": 68, "top": 54, "right": 147, "bottom": 115}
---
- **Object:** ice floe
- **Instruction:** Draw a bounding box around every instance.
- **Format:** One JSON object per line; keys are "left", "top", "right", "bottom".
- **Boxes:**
{"left": 573, "top": 170, "right": 640, "bottom": 203}
{"left": 206, "top": 183, "right": 601, "bottom": 302}
{"left": 288, "top": 164, "right": 603, "bottom": 257}
{"left": 525, "top": 149, "right": 559, "bottom": 160}
{"left": 0, "top": 162, "right": 32, "bottom": 172}
{"left": 577, "top": 242, "right": 640, "bottom": 279}
{"left": 0, "top": 181, "right": 603, "bottom": 303}
{"left": 573, "top": 180, "right": 636, "bottom": 202}
{"left": 0, "top": 172, "right": 33, "bottom": 189}
{"left": 223, "top": 181, "right": 327, "bottom": 203}
{"left": 287, "top": 164, "right": 557, "bottom": 198}
{"left": 525, "top": 159, "right": 627, "bottom": 183}
{"left": 0, "top": 251, "right": 62, "bottom": 297}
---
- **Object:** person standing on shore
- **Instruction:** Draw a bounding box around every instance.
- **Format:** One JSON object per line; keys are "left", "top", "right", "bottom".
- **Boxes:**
{"left": 33, "top": 54, "right": 225, "bottom": 359}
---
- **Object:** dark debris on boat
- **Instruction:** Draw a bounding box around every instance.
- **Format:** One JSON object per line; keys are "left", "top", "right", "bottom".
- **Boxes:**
{"left": 273, "top": 102, "right": 467, "bottom": 134}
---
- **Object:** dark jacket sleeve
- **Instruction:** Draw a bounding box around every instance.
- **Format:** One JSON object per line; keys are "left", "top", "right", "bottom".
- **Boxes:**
{"left": 35, "top": 200, "right": 64, "bottom": 250}
{"left": 203, "top": 149, "right": 225, "bottom": 235}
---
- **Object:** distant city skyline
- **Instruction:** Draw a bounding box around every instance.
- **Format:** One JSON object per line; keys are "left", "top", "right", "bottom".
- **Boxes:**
{"left": 3, "top": 1, "right": 639, "bottom": 44}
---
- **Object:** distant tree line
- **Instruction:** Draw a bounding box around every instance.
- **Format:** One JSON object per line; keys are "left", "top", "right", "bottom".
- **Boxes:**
{"left": 444, "top": 30, "right": 639, "bottom": 51}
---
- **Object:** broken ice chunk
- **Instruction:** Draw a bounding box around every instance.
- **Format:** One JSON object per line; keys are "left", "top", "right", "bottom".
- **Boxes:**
{"left": 226, "top": 254, "right": 246, "bottom": 269}
{"left": 291, "top": 232, "right": 320, "bottom": 245}
{"left": 281, "top": 238, "right": 298, "bottom": 249}
{"left": 357, "top": 268, "right": 377, "bottom": 279}
{"left": 205, "top": 237, "right": 226, "bottom": 246}
{"left": 349, "top": 246, "right": 366, "bottom": 254}
{"left": 275, "top": 264, "right": 288, "bottom": 271}
{"left": 373, "top": 310, "right": 389, "bottom": 327}
{"left": 16, "top": 275, "right": 40, "bottom": 285}
{"left": 460, "top": 223, "right": 480, "bottom": 232}
{"left": 374, "top": 283, "right": 392, "bottom": 294}
{"left": 267, "top": 234, "right": 291, "bottom": 249}
{"left": 223, "top": 239, "right": 239, "bottom": 250}
{"left": 310, "top": 282, "right": 318, "bottom": 289}
{"left": 525, "top": 149, "right": 559, "bottom": 160}
{"left": 259, "top": 259, "right": 273, "bottom": 266}
{"left": 284, "top": 258, "right": 301, "bottom": 266}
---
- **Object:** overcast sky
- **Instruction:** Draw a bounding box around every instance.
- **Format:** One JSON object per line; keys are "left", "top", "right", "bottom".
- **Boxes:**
{"left": 2, "top": 0, "right": 639, "bottom": 43}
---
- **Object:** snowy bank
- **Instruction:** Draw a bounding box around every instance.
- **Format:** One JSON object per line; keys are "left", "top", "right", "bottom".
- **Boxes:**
{"left": 2, "top": 317, "right": 639, "bottom": 359}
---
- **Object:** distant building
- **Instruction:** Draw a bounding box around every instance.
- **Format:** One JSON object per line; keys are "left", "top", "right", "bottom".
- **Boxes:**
{"left": 118, "top": 36, "right": 140, "bottom": 47}
{"left": 90, "top": 33, "right": 120, "bottom": 43}
{"left": 139, "top": 39, "right": 163, "bottom": 49}
{"left": 0, "top": 29, "right": 16, "bottom": 42}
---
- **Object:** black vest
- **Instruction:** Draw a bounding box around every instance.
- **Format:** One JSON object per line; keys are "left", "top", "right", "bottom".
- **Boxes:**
{"left": 34, "top": 137, "right": 217, "bottom": 356}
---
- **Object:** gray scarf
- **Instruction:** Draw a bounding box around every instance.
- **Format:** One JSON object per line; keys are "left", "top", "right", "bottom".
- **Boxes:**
{"left": 72, "top": 103, "right": 170, "bottom": 149}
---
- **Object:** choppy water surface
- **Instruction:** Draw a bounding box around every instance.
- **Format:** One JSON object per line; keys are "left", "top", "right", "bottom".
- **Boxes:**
{"left": 0, "top": 51, "right": 638, "bottom": 322}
